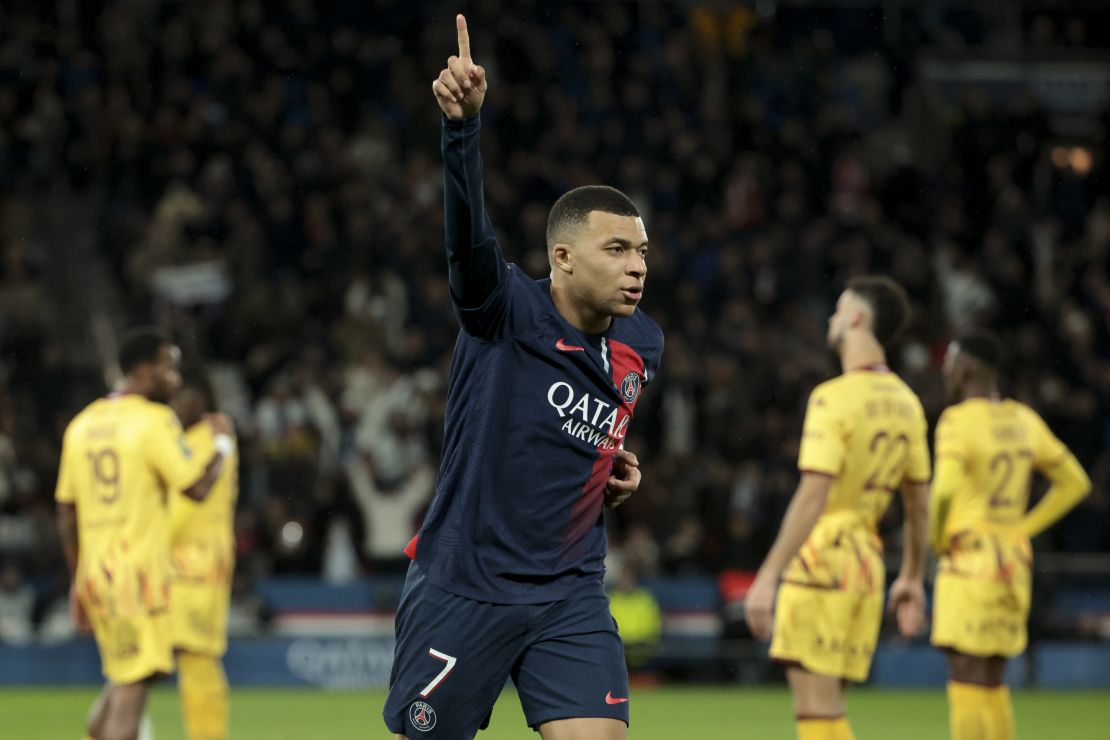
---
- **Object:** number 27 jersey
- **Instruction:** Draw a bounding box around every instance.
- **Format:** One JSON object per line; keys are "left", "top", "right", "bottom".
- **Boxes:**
{"left": 798, "top": 368, "right": 931, "bottom": 529}
{"left": 934, "top": 398, "right": 1066, "bottom": 538}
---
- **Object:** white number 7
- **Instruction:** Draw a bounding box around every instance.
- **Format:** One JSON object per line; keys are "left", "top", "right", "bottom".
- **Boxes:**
{"left": 419, "top": 648, "right": 458, "bottom": 697}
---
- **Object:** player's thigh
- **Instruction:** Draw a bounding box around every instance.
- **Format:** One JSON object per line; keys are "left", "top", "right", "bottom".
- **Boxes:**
{"left": 946, "top": 649, "right": 1007, "bottom": 687}
{"left": 100, "top": 680, "right": 152, "bottom": 740}
{"left": 384, "top": 565, "right": 528, "bottom": 737}
{"left": 513, "top": 592, "right": 629, "bottom": 730}
{"left": 538, "top": 717, "right": 626, "bottom": 740}
{"left": 787, "top": 666, "right": 846, "bottom": 718}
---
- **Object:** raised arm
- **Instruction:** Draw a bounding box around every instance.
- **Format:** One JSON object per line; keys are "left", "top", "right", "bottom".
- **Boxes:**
{"left": 432, "top": 15, "right": 504, "bottom": 312}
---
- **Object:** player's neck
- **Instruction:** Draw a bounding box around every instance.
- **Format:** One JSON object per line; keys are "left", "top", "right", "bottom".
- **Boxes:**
{"left": 112, "top": 379, "right": 138, "bottom": 397}
{"left": 839, "top": 332, "right": 886, "bottom": 374}
{"left": 550, "top": 282, "right": 612, "bottom": 334}
{"left": 114, "top": 377, "right": 149, "bottom": 400}
{"left": 962, "top": 382, "right": 999, "bottom": 402}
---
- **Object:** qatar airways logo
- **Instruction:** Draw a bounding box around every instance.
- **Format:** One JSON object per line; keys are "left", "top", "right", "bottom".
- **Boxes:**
{"left": 547, "top": 381, "right": 631, "bottom": 450}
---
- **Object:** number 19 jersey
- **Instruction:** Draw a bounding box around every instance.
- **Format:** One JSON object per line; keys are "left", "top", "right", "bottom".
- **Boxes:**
{"left": 55, "top": 393, "right": 207, "bottom": 616}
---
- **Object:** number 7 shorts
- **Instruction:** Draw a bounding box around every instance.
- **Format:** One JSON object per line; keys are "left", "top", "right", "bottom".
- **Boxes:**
{"left": 383, "top": 563, "right": 630, "bottom": 737}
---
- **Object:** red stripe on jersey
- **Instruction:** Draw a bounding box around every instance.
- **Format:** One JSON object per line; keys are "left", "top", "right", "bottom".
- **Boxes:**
{"left": 563, "top": 339, "right": 647, "bottom": 553}
{"left": 403, "top": 534, "right": 419, "bottom": 560}
{"left": 607, "top": 339, "right": 646, "bottom": 408}
{"left": 565, "top": 453, "right": 613, "bottom": 549}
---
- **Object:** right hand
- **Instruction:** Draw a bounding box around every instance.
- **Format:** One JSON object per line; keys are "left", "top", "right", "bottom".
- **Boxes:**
{"left": 205, "top": 412, "right": 234, "bottom": 437}
{"left": 69, "top": 582, "right": 91, "bottom": 634}
{"left": 744, "top": 572, "right": 778, "bottom": 641}
{"left": 888, "top": 576, "right": 926, "bottom": 638}
{"left": 432, "top": 14, "right": 487, "bottom": 120}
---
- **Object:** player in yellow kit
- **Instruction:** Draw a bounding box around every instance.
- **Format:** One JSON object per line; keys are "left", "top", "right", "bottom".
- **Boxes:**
{"left": 169, "top": 372, "right": 238, "bottom": 740}
{"left": 930, "top": 331, "right": 1090, "bottom": 740}
{"left": 55, "top": 327, "right": 233, "bottom": 740}
{"left": 746, "top": 276, "right": 932, "bottom": 740}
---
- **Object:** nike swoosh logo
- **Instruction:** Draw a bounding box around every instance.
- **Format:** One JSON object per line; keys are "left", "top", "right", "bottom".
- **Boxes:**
{"left": 605, "top": 691, "right": 629, "bottom": 705}
{"left": 556, "top": 338, "right": 585, "bottom": 352}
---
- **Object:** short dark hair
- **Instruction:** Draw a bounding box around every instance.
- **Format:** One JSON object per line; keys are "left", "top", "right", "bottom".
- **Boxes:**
{"left": 546, "top": 185, "right": 639, "bottom": 248}
{"left": 845, "top": 275, "right": 912, "bottom": 348}
{"left": 118, "top": 326, "right": 172, "bottom": 374}
{"left": 180, "top": 368, "right": 217, "bottom": 411}
{"left": 957, "top": 329, "right": 1002, "bottom": 370}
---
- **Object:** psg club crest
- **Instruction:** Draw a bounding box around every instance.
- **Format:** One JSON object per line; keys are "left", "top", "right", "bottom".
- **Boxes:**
{"left": 620, "top": 372, "right": 641, "bottom": 403}
{"left": 409, "top": 700, "right": 437, "bottom": 732}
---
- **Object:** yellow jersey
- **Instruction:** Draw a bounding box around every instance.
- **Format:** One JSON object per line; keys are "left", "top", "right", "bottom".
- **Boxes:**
{"left": 170, "top": 422, "right": 238, "bottom": 584}
{"left": 934, "top": 398, "right": 1066, "bottom": 539}
{"left": 798, "top": 368, "right": 931, "bottom": 529}
{"left": 55, "top": 393, "right": 208, "bottom": 614}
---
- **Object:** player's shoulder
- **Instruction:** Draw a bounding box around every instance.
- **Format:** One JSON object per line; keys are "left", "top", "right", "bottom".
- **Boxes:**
{"left": 123, "top": 395, "right": 177, "bottom": 424}
{"left": 810, "top": 372, "right": 868, "bottom": 401}
{"left": 936, "top": 403, "right": 972, "bottom": 441}
{"left": 1005, "top": 399, "right": 1049, "bottom": 431}
{"left": 616, "top": 307, "right": 664, "bottom": 351}
{"left": 611, "top": 308, "right": 664, "bottom": 378}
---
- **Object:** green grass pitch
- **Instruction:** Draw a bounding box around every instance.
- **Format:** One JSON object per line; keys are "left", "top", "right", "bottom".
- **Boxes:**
{"left": 2, "top": 686, "right": 1108, "bottom": 739}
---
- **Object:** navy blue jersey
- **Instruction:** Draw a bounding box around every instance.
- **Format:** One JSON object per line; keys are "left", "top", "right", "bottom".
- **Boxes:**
{"left": 406, "top": 115, "right": 663, "bottom": 604}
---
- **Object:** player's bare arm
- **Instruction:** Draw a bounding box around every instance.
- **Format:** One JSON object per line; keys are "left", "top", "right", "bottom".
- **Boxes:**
{"left": 55, "top": 502, "right": 90, "bottom": 633}
{"left": 888, "top": 480, "right": 929, "bottom": 637}
{"left": 432, "top": 15, "right": 487, "bottom": 120}
{"left": 181, "top": 412, "right": 235, "bottom": 502}
{"left": 745, "top": 472, "right": 833, "bottom": 640}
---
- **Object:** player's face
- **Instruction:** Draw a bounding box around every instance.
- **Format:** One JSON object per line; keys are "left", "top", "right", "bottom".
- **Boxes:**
{"left": 146, "top": 344, "right": 183, "bottom": 404}
{"left": 571, "top": 211, "right": 648, "bottom": 319}
{"left": 826, "top": 290, "right": 865, "bottom": 348}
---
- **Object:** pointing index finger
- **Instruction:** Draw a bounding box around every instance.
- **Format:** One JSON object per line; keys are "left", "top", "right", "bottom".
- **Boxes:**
{"left": 456, "top": 14, "right": 471, "bottom": 61}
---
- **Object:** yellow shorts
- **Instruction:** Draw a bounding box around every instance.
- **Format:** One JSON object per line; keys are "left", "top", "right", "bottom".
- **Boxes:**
{"left": 79, "top": 564, "right": 173, "bottom": 685}
{"left": 770, "top": 516, "right": 884, "bottom": 682}
{"left": 170, "top": 540, "right": 233, "bottom": 656}
{"left": 931, "top": 529, "right": 1032, "bottom": 658}
{"left": 86, "top": 601, "right": 172, "bottom": 685}
{"left": 170, "top": 575, "right": 231, "bottom": 657}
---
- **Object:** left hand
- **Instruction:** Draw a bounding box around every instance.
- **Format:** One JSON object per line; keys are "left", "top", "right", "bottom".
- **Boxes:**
{"left": 604, "top": 448, "right": 640, "bottom": 508}
{"left": 744, "top": 572, "right": 778, "bottom": 640}
{"left": 887, "top": 576, "right": 926, "bottom": 638}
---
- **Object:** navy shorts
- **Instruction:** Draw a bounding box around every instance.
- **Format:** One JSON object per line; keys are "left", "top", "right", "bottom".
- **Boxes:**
{"left": 383, "top": 563, "right": 629, "bottom": 737}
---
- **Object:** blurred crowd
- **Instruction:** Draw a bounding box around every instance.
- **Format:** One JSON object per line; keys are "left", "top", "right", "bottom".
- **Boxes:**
{"left": 0, "top": 1, "right": 1108, "bottom": 640}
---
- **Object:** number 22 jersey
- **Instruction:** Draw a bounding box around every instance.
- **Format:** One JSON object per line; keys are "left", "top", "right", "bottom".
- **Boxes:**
{"left": 797, "top": 368, "right": 931, "bottom": 530}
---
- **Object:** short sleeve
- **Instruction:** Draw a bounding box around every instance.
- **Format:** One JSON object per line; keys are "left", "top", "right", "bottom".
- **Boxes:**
{"left": 54, "top": 426, "right": 78, "bottom": 504}
{"left": 797, "top": 388, "right": 845, "bottom": 477}
{"left": 1025, "top": 407, "right": 1068, "bottom": 470}
{"left": 903, "top": 398, "right": 932, "bottom": 484}
{"left": 933, "top": 407, "right": 966, "bottom": 464}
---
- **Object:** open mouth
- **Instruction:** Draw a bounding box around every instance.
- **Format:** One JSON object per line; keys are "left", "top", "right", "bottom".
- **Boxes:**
{"left": 620, "top": 287, "right": 643, "bottom": 301}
